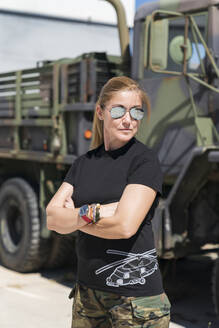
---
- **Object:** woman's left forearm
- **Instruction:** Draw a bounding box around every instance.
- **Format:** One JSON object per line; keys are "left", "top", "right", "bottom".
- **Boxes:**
{"left": 80, "top": 185, "right": 157, "bottom": 239}
{"left": 79, "top": 214, "right": 132, "bottom": 239}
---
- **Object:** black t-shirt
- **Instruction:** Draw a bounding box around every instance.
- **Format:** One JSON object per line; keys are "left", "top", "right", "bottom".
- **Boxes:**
{"left": 64, "top": 137, "right": 164, "bottom": 297}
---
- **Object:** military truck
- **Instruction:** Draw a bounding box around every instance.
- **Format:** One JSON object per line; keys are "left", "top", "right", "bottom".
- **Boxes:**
{"left": 1, "top": 0, "right": 219, "bottom": 312}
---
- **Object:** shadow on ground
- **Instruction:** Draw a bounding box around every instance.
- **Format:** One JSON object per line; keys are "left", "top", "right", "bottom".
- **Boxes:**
{"left": 39, "top": 265, "right": 77, "bottom": 289}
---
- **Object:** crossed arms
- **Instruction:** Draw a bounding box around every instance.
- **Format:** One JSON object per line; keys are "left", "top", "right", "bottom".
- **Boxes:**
{"left": 46, "top": 182, "right": 157, "bottom": 239}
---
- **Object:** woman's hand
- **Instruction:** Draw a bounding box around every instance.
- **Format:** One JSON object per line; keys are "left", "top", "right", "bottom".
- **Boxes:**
{"left": 64, "top": 195, "right": 74, "bottom": 209}
{"left": 46, "top": 182, "right": 74, "bottom": 209}
{"left": 46, "top": 182, "right": 87, "bottom": 234}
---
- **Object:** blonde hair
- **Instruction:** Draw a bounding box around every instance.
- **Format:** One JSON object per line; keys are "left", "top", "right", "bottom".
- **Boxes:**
{"left": 90, "top": 76, "right": 151, "bottom": 149}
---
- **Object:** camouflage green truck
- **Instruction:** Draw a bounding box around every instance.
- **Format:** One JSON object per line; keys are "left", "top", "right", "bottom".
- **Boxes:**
{"left": 1, "top": 0, "right": 219, "bottom": 312}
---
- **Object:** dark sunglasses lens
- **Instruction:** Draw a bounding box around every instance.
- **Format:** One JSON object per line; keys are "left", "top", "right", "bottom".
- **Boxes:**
{"left": 110, "top": 106, "right": 125, "bottom": 119}
{"left": 130, "top": 108, "right": 144, "bottom": 120}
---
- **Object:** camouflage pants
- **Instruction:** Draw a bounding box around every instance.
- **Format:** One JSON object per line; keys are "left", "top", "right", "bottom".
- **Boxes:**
{"left": 70, "top": 283, "right": 171, "bottom": 328}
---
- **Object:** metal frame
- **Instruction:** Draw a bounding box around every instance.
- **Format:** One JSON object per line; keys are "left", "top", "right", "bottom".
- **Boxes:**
{"left": 148, "top": 9, "right": 219, "bottom": 93}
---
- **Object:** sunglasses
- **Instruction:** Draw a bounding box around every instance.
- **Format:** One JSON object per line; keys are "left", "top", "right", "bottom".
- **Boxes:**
{"left": 109, "top": 106, "right": 144, "bottom": 120}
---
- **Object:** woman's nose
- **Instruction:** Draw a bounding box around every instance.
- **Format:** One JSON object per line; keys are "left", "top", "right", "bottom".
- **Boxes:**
{"left": 122, "top": 111, "right": 131, "bottom": 124}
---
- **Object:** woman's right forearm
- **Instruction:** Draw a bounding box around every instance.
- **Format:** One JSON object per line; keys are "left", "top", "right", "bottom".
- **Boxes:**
{"left": 46, "top": 206, "right": 86, "bottom": 234}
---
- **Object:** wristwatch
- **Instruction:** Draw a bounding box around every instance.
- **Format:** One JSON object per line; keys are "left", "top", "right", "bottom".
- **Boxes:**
{"left": 79, "top": 204, "right": 93, "bottom": 224}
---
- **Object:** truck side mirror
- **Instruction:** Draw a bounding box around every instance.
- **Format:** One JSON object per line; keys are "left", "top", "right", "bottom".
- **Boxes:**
{"left": 169, "top": 35, "right": 193, "bottom": 64}
{"left": 149, "top": 18, "right": 169, "bottom": 70}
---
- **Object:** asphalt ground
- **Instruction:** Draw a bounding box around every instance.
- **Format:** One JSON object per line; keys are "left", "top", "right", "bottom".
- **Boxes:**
{"left": 1, "top": 256, "right": 219, "bottom": 328}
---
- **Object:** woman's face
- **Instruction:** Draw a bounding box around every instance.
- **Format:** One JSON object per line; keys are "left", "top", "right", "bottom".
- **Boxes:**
{"left": 97, "top": 89, "right": 142, "bottom": 150}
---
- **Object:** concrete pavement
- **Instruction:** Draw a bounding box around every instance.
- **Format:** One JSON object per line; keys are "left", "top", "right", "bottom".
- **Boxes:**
{"left": 0, "top": 266, "right": 72, "bottom": 328}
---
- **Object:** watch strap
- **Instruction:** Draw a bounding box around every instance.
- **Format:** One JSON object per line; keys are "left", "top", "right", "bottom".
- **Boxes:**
{"left": 81, "top": 215, "right": 93, "bottom": 224}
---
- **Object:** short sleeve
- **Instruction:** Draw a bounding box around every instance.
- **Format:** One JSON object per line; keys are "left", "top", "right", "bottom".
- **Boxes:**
{"left": 63, "top": 158, "right": 80, "bottom": 186}
{"left": 127, "top": 150, "right": 163, "bottom": 196}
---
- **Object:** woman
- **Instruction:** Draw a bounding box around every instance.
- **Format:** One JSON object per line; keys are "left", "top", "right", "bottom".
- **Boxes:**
{"left": 46, "top": 76, "right": 171, "bottom": 328}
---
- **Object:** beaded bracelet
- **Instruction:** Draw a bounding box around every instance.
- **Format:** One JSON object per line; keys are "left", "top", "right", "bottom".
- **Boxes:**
{"left": 95, "top": 203, "right": 100, "bottom": 222}
{"left": 90, "top": 203, "right": 101, "bottom": 223}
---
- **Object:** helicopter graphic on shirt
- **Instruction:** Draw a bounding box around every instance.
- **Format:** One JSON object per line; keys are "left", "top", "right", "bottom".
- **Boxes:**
{"left": 95, "top": 248, "right": 158, "bottom": 287}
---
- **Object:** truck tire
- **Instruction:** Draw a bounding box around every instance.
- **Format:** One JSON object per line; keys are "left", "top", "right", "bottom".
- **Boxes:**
{"left": 0, "top": 178, "right": 41, "bottom": 272}
{"left": 212, "top": 255, "right": 219, "bottom": 315}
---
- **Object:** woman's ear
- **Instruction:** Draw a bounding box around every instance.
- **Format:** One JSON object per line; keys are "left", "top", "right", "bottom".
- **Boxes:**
{"left": 96, "top": 105, "right": 104, "bottom": 121}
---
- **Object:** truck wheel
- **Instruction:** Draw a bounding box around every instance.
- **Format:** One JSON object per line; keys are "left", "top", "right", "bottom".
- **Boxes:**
{"left": 0, "top": 178, "right": 41, "bottom": 272}
{"left": 212, "top": 255, "right": 219, "bottom": 315}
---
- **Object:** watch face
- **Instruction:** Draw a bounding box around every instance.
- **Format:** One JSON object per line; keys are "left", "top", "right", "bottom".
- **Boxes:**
{"left": 79, "top": 204, "right": 89, "bottom": 217}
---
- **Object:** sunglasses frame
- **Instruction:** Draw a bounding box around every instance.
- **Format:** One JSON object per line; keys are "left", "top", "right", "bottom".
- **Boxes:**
{"left": 108, "top": 106, "right": 144, "bottom": 121}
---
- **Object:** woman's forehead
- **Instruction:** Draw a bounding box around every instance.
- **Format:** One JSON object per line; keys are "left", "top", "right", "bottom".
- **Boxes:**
{"left": 107, "top": 90, "right": 142, "bottom": 105}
